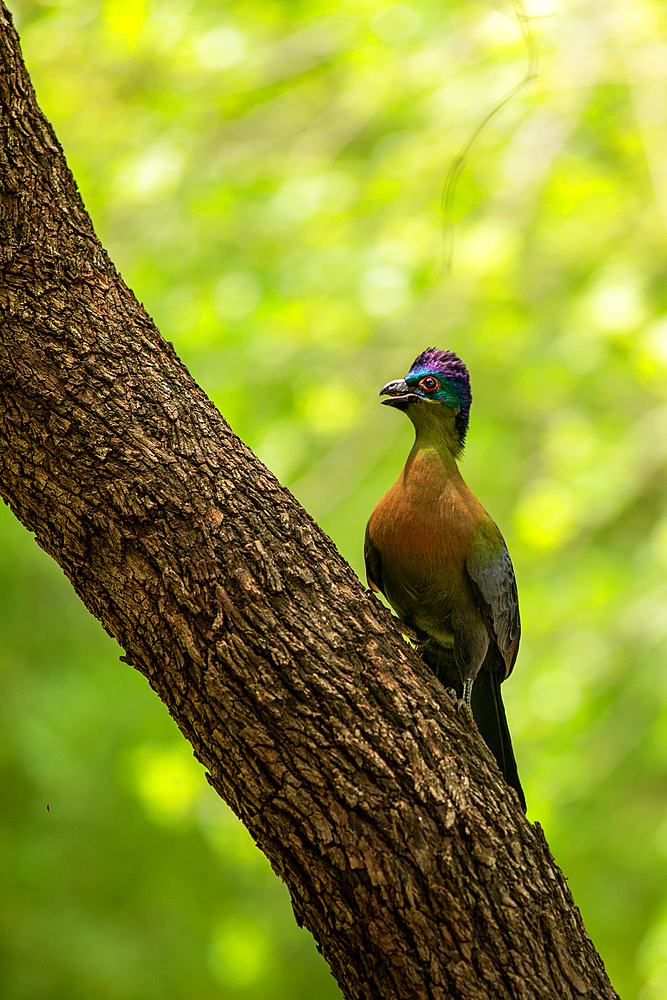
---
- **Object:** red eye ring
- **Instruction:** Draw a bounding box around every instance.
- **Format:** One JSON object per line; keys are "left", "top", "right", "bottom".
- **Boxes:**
{"left": 419, "top": 376, "right": 439, "bottom": 392}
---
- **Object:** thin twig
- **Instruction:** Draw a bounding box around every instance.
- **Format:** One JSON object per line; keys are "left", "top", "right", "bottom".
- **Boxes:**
{"left": 441, "top": 0, "right": 539, "bottom": 273}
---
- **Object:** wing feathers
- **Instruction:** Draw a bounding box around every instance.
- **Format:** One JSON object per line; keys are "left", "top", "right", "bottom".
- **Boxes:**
{"left": 364, "top": 525, "right": 384, "bottom": 596}
{"left": 466, "top": 529, "right": 520, "bottom": 677}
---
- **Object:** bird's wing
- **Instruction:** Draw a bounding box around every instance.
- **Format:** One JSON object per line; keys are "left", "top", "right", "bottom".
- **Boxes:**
{"left": 465, "top": 523, "right": 520, "bottom": 678}
{"left": 364, "top": 523, "right": 385, "bottom": 595}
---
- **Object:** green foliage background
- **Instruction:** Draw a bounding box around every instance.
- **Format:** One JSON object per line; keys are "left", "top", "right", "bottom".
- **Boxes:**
{"left": 2, "top": 0, "right": 667, "bottom": 995}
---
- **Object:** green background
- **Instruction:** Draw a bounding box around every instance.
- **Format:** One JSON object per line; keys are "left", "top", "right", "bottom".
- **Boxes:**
{"left": 3, "top": 0, "right": 667, "bottom": 995}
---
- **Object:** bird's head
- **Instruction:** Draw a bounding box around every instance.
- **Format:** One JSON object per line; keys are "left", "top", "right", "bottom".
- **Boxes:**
{"left": 380, "top": 348, "right": 472, "bottom": 447}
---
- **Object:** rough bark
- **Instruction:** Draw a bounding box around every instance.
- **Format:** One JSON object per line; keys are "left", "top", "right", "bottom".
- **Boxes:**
{"left": 0, "top": 6, "right": 618, "bottom": 999}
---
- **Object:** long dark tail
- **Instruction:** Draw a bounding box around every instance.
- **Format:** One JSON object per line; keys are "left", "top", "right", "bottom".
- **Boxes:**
{"left": 422, "top": 644, "right": 526, "bottom": 811}
{"left": 470, "top": 668, "right": 526, "bottom": 811}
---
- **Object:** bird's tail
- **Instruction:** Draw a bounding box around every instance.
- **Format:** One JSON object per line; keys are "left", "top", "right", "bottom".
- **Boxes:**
{"left": 471, "top": 668, "right": 526, "bottom": 811}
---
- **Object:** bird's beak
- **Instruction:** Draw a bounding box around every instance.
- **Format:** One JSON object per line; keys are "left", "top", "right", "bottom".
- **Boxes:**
{"left": 380, "top": 378, "right": 414, "bottom": 408}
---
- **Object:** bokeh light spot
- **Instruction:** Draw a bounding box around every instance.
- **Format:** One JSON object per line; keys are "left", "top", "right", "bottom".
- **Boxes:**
{"left": 516, "top": 478, "right": 575, "bottom": 549}
{"left": 359, "top": 265, "right": 409, "bottom": 315}
{"left": 194, "top": 26, "right": 247, "bottom": 71}
{"left": 371, "top": 5, "right": 421, "bottom": 45}
{"left": 131, "top": 743, "right": 204, "bottom": 825}
{"left": 104, "top": 0, "right": 147, "bottom": 44}
{"left": 209, "top": 919, "right": 272, "bottom": 988}
{"left": 115, "top": 145, "right": 184, "bottom": 201}
{"left": 586, "top": 270, "right": 646, "bottom": 332}
{"left": 530, "top": 670, "right": 582, "bottom": 723}
{"left": 301, "top": 384, "right": 361, "bottom": 434}
{"left": 214, "top": 270, "right": 263, "bottom": 321}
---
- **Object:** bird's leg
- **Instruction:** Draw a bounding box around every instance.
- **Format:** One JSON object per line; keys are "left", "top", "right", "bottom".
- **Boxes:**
{"left": 456, "top": 678, "right": 473, "bottom": 715}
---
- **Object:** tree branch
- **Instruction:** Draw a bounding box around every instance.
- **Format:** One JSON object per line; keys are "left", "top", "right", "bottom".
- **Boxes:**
{"left": 0, "top": 5, "right": 618, "bottom": 998}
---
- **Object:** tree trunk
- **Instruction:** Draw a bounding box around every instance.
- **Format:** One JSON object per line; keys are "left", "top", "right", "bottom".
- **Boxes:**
{"left": 0, "top": 6, "right": 618, "bottom": 999}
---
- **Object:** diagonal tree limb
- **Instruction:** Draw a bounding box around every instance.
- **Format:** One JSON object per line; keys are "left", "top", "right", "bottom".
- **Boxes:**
{"left": 0, "top": 5, "right": 618, "bottom": 999}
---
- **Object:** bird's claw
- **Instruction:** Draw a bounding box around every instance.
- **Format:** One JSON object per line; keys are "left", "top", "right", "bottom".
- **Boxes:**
{"left": 444, "top": 687, "right": 458, "bottom": 704}
{"left": 456, "top": 697, "right": 472, "bottom": 716}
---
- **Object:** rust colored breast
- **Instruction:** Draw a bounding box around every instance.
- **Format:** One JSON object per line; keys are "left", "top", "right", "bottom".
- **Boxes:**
{"left": 367, "top": 448, "right": 487, "bottom": 634}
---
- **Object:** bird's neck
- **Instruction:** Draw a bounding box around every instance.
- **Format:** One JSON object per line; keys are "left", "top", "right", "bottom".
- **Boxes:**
{"left": 407, "top": 406, "right": 463, "bottom": 476}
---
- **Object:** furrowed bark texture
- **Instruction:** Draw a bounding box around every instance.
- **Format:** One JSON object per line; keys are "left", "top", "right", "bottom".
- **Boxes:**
{"left": 0, "top": 7, "right": 618, "bottom": 1000}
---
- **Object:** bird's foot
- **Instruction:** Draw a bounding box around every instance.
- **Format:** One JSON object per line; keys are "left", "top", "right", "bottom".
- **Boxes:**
{"left": 455, "top": 697, "right": 472, "bottom": 717}
{"left": 444, "top": 687, "right": 458, "bottom": 704}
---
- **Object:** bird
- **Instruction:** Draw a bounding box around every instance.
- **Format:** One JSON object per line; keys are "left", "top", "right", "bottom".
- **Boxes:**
{"left": 364, "top": 348, "right": 525, "bottom": 810}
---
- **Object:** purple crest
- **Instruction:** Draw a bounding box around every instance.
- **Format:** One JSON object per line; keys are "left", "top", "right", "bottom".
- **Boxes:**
{"left": 408, "top": 348, "right": 472, "bottom": 443}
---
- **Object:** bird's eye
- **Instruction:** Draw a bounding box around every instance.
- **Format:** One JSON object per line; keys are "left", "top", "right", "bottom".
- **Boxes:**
{"left": 419, "top": 376, "right": 439, "bottom": 392}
